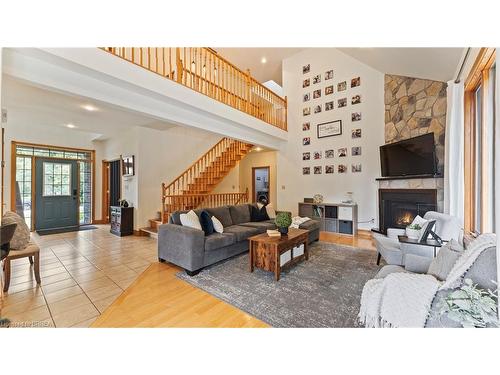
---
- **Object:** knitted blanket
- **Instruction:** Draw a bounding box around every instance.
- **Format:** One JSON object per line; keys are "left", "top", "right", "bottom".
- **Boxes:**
{"left": 290, "top": 216, "right": 310, "bottom": 229}
{"left": 359, "top": 233, "right": 496, "bottom": 328}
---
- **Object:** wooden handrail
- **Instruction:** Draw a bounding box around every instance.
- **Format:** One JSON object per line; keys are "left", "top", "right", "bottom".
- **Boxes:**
{"left": 100, "top": 47, "right": 287, "bottom": 131}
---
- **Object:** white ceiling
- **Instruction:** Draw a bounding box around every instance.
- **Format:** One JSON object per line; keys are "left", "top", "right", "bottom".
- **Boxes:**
{"left": 215, "top": 48, "right": 303, "bottom": 85}
{"left": 215, "top": 48, "right": 465, "bottom": 85}
{"left": 338, "top": 48, "right": 465, "bottom": 82}
{"left": 1, "top": 75, "right": 176, "bottom": 140}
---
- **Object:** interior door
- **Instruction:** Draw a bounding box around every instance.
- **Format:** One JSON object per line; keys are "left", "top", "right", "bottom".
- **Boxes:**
{"left": 35, "top": 158, "right": 79, "bottom": 232}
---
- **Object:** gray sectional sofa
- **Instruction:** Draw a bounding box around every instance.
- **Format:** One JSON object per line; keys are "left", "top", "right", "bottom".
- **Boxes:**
{"left": 158, "top": 203, "right": 320, "bottom": 275}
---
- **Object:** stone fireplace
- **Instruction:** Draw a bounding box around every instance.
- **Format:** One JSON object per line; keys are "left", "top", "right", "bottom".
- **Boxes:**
{"left": 378, "top": 188, "right": 437, "bottom": 233}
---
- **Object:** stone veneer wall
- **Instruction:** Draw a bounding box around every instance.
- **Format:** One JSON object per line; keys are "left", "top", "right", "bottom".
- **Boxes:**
{"left": 384, "top": 74, "right": 447, "bottom": 174}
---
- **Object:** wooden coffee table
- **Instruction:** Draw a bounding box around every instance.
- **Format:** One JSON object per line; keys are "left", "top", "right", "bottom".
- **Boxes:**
{"left": 248, "top": 228, "right": 309, "bottom": 281}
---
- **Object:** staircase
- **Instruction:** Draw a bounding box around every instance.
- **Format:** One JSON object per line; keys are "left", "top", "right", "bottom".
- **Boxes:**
{"left": 139, "top": 137, "right": 252, "bottom": 236}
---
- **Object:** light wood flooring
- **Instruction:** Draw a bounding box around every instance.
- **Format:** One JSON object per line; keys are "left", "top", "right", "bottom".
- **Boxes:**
{"left": 1, "top": 227, "right": 375, "bottom": 328}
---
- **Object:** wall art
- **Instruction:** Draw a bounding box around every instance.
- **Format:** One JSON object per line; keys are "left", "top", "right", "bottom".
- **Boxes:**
{"left": 317, "top": 120, "right": 342, "bottom": 138}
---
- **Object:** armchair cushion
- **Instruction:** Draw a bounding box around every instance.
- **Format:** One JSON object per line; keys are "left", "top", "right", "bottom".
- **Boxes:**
{"left": 427, "top": 240, "right": 463, "bottom": 281}
{"left": 404, "top": 254, "right": 433, "bottom": 274}
{"left": 386, "top": 228, "right": 406, "bottom": 241}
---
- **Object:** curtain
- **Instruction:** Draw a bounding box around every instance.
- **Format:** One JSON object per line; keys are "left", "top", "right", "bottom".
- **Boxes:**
{"left": 444, "top": 80, "right": 465, "bottom": 224}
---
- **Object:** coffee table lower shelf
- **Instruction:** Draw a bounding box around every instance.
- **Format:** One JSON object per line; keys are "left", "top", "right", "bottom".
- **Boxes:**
{"left": 248, "top": 228, "right": 309, "bottom": 281}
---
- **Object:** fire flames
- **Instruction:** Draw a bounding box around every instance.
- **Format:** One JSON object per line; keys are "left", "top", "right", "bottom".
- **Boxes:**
{"left": 396, "top": 212, "right": 414, "bottom": 226}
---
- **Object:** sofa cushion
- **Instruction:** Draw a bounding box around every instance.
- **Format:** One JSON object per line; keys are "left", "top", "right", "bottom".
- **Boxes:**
{"left": 427, "top": 240, "right": 463, "bottom": 281}
{"left": 298, "top": 219, "right": 321, "bottom": 231}
{"left": 204, "top": 233, "right": 236, "bottom": 251}
{"left": 250, "top": 204, "right": 269, "bottom": 222}
{"left": 223, "top": 225, "right": 261, "bottom": 242}
{"left": 374, "top": 265, "right": 407, "bottom": 279}
{"left": 229, "top": 204, "right": 251, "bottom": 225}
{"left": 199, "top": 210, "right": 214, "bottom": 236}
{"left": 205, "top": 206, "right": 233, "bottom": 228}
{"left": 239, "top": 221, "right": 276, "bottom": 233}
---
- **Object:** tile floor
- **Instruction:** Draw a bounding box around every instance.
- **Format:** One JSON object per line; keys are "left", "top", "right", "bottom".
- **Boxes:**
{"left": 1, "top": 226, "right": 158, "bottom": 327}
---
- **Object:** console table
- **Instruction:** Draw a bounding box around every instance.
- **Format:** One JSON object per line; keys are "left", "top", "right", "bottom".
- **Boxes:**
{"left": 298, "top": 202, "right": 358, "bottom": 235}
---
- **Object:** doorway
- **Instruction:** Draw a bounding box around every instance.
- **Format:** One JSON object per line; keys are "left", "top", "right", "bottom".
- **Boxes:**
{"left": 34, "top": 158, "right": 79, "bottom": 233}
{"left": 252, "top": 166, "right": 270, "bottom": 205}
{"left": 101, "top": 159, "right": 121, "bottom": 223}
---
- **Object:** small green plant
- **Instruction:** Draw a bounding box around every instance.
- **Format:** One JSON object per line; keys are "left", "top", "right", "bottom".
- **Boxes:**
{"left": 275, "top": 211, "right": 292, "bottom": 229}
{"left": 436, "top": 279, "right": 498, "bottom": 328}
{"left": 407, "top": 223, "right": 422, "bottom": 230}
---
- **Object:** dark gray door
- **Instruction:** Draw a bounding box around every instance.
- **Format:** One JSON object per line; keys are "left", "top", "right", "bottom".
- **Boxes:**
{"left": 35, "top": 158, "right": 79, "bottom": 232}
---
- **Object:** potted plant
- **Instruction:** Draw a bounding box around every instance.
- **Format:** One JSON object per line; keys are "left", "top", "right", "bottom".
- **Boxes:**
{"left": 406, "top": 223, "right": 422, "bottom": 239}
{"left": 275, "top": 211, "right": 292, "bottom": 235}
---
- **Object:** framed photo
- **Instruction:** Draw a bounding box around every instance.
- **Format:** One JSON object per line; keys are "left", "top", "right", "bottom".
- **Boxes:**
{"left": 325, "top": 85, "right": 334, "bottom": 95}
{"left": 351, "top": 77, "right": 361, "bottom": 87}
{"left": 303, "top": 78, "right": 310, "bottom": 88}
{"left": 313, "top": 89, "right": 321, "bottom": 99}
{"left": 313, "top": 151, "right": 322, "bottom": 160}
{"left": 352, "top": 164, "right": 362, "bottom": 173}
{"left": 337, "top": 81, "right": 347, "bottom": 91}
{"left": 303, "top": 167, "right": 310, "bottom": 175}
{"left": 352, "top": 112, "right": 362, "bottom": 121}
{"left": 325, "top": 165, "right": 334, "bottom": 174}
{"left": 325, "top": 149, "right": 335, "bottom": 158}
{"left": 314, "top": 105, "right": 322, "bottom": 114}
{"left": 122, "top": 155, "right": 135, "bottom": 176}
{"left": 317, "top": 120, "right": 342, "bottom": 138}
{"left": 338, "top": 98, "right": 347, "bottom": 108}
{"left": 302, "top": 122, "right": 310, "bottom": 131}
{"left": 303, "top": 107, "right": 311, "bottom": 116}
{"left": 313, "top": 74, "right": 321, "bottom": 84}
{"left": 325, "top": 101, "right": 334, "bottom": 111}
{"left": 352, "top": 146, "right": 362, "bottom": 156}
{"left": 303, "top": 64, "right": 310, "bottom": 74}
{"left": 338, "top": 147, "right": 347, "bottom": 157}
{"left": 352, "top": 128, "right": 362, "bottom": 138}
{"left": 338, "top": 164, "right": 347, "bottom": 173}
{"left": 302, "top": 152, "right": 311, "bottom": 160}
{"left": 325, "top": 70, "right": 334, "bottom": 80}
{"left": 352, "top": 95, "right": 361, "bottom": 105}
{"left": 303, "top": 137, "right": 311, "bottom": 146}
{"left": 303, "top": 93, "right": 310, "bottom": 102}
{"left": 314, "top": 166, "right": 322, "bottom": 174}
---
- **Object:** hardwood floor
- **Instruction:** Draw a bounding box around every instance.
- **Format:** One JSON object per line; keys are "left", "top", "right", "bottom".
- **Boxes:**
{"left": 92, "top": 230, "right": 376, "bottom": 328}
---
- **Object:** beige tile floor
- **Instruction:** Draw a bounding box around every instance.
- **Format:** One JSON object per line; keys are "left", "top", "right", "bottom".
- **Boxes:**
{"left": 0, "top": 225, "right": 158, "bottom": 327}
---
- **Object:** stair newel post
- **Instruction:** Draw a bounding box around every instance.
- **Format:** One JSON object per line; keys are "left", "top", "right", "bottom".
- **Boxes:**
{"left": 246, "top": 69, "right": 251, "bottom": 115}
{"left": 176, "top": 47, "right": 183, "bottom": 84}
{"left": 284, "top": 95, "right": 288, "bottom": 131}
{"left": 161, "top": 182, "right": 166, "bottom": 223}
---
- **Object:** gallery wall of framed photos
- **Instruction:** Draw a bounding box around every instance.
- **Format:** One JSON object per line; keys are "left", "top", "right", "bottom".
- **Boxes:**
{"left": 279, "top": 48, "right": 385, "bottom": 229}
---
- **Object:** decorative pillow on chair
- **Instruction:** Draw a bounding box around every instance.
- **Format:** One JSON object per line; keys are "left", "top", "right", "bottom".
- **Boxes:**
{"left": 1, "top": 211, "right": 30, "bottom": 250}
{"left": 251, "top": 204, "right": 269, "bottom": 222}
{"left": 427, "top": 239, "right": 464, "bottom": 281}
{"left": 211, "top": 216, "right": 224, "bottom": 233}
{"left": 179, "top": 210, "right": 202, "bottom": 231}
{"left": 199, "top": 210, "right": 214, "bottom": 236}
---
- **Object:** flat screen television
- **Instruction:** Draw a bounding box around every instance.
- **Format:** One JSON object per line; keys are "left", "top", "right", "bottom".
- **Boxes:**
{"left": 380, "top": 133, "right": 437, "bottom": 177}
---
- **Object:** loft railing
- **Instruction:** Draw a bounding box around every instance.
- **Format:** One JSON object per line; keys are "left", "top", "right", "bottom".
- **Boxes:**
{"left": 101, "top": 47, "right": 288, "bottom": 131}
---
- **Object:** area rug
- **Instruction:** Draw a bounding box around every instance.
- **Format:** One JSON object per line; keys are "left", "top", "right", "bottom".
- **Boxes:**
{"left": 177, "top": 241, "right": 380, "bottom": 327}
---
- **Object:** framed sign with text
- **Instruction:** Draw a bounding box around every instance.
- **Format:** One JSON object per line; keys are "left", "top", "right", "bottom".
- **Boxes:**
{"left": 317, "top": 120, "right": 342, "bottom": 138}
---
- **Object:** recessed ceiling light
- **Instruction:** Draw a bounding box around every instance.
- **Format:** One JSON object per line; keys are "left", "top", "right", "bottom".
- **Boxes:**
{"left": 81, "top": 104, "right": 98, "bottom": 112}
{"left": 66, "top": 123, "right": 76, "bottom": 128}
{"left": 261, "top": 57, "right": 267, "bottom": 64}
{"left": 255, "top": 147, "right": 262, "bottom": 152}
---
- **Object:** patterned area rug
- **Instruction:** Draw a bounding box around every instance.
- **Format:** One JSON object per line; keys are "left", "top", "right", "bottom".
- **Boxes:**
{"left": 177, "top": 241, "right": 380, "bottom": 327}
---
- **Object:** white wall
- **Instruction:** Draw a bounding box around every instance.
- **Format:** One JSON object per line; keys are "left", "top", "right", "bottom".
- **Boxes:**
{"left": 278, "top": 49, "right": 385, "bottom": 229}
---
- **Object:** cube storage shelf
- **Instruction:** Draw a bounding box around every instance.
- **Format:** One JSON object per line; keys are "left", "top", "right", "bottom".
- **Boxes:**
{"left": 298, "top": 202, "right": 358, "bottom": 236}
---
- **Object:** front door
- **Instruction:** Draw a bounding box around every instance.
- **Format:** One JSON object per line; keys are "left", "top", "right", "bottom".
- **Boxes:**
{"left": 35, "top": 158, "right": 79, "bottom": 232}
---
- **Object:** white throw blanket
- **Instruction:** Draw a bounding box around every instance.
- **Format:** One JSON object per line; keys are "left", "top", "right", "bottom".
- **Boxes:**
{"left": 290, "top": 216, "right": 310, "bottom": 229}
{"left": 359, "top": 233, "right": 496, "bottom": 328}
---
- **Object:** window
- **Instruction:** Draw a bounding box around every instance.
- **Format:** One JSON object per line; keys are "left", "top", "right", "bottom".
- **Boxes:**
{"left": 464, "top": 48, "right": 496, "bottom": 234}
{"left": 15, "top": 156, "right": 32, "bottom": 229}
{"left": 43, "top": 162, "right": 71, "bottom": 196}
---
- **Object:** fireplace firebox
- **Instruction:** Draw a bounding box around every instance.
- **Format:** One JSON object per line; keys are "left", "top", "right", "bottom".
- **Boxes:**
{"left": 378, "top": 189, "right": 437, "bottom": 234}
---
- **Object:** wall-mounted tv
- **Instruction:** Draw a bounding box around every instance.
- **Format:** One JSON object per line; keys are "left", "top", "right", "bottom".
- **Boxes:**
{"left": 380, "top": 133, "right": 437, "bottom": 177}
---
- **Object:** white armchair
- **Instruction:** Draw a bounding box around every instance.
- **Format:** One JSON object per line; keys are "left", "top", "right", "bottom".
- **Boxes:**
{"left": 373, "top": 211, "right": 462, "bottom": 266}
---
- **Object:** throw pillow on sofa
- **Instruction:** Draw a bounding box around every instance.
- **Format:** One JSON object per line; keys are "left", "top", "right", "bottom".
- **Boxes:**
{"left": 265, "top": 204, "right": 276, "bottom": 219}
{"left": 212, "top": 216, "right": 224, "bottom": 233}
{"left": 1, "top": 211, "right": 30, "bottom": 250}
{"left": 250, "top": 204, "right": 269, "bottom": 222}
{"left": 427, "top": 239, "right": 464, "bottom": 281}
{"left": 199, "top": 210, "right": 214, "bottom": 236}
{"left": 180, "top": 210, "right": 202, "bottom": 231}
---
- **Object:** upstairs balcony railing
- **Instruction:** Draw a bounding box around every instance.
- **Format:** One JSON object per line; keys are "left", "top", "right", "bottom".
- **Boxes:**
{"left": 101, "top": 47, "right": 288, "bottom": 131}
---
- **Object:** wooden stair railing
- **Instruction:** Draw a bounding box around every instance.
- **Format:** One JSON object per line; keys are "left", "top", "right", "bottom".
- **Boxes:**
{"left": 100, "top": 47, "right": 287, "bottom": 131}
{"left": 161, "top": 138, "right": 252, "bottom": 222}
